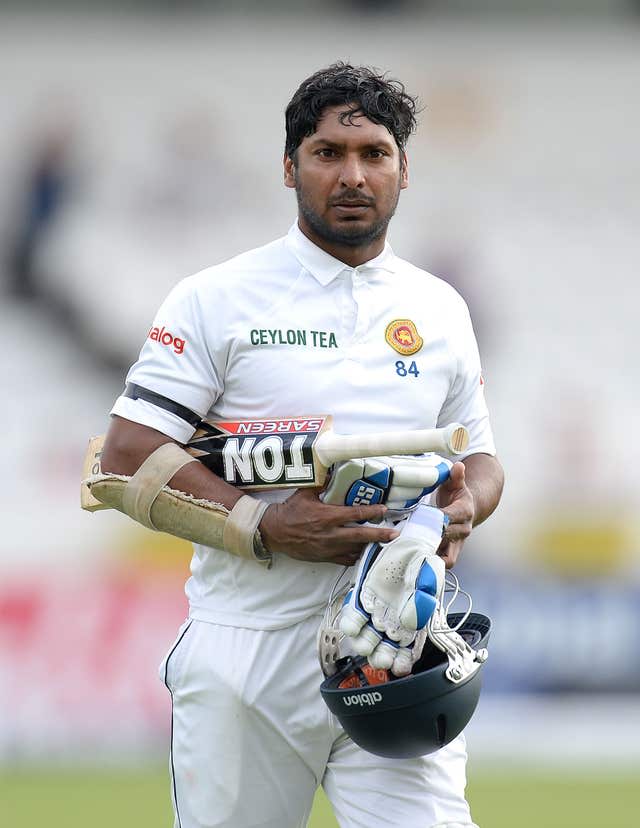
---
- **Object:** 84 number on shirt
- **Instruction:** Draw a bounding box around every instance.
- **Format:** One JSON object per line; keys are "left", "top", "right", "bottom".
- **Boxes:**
{"left": 395, "top": 360, "right": 420, "bottom": 378}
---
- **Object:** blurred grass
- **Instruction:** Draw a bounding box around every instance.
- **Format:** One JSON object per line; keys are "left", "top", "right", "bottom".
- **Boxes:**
{"left": 2, "top": 766, "right": 639, "bottom": 827}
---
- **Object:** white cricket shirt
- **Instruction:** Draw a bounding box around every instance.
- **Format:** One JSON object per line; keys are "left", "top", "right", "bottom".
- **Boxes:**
{"left": 112, "top": 223, "right": 496, "bottom": 629}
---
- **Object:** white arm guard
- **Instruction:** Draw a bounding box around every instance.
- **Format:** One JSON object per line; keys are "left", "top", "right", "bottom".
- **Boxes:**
{"left": 84, "top": 443, "right": 271, "bottom": 566}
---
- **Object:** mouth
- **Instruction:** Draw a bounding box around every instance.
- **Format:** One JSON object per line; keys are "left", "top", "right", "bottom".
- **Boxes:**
{"left": 331, "top": 202, "right": 372, "bottom": 214}
{"left": 332, "top": 199, "right": 372, "bottom": 207}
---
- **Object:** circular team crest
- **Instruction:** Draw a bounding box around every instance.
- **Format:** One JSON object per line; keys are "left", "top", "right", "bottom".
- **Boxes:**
{"left": 385, "top": 319, "right": 423, "bottom": 356}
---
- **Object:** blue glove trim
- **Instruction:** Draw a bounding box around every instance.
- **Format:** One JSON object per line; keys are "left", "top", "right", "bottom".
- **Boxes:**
{"left": 379, "top": 631, "right": 402, "bottom": 650}
{"left": 403, "top": 496, "right": 421, "bottom": 508}
{"left": 349, "top": 543, "right": 382, "bottom": 616}
{"left": 415, "top": 561, "right": 439, "bottom": 595}
{"left": 411, "top": 461, "right": 452, "bottom": 498}
{"left": 345, "top": 480, "right": 385, "bottom": 506}
{"left": 414, "top": 591, "right": 438, "bottom": 629}
{"left": 435, "top": 461, "right": 451, "bottom": 486}
{"left": 412, "top": 554, "right": 442, "bottom": 628}
{"left": 342, "top": 589, "right": 370, "bottom": 626}
{"left": 367, "top": 468, "right": 392, "bottom": 488}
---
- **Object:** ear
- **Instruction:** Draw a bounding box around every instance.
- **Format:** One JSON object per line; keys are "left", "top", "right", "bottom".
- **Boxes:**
{"left": 284, "top": 153, "right": 296, "bottom": 189}
{"left": 400, "top": 151, "right": 409, "bottom": 189}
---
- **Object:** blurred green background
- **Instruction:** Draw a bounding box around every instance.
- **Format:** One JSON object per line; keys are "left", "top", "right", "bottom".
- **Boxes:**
{"left": 3, "top": 766, "right": 639, "bottom": 827}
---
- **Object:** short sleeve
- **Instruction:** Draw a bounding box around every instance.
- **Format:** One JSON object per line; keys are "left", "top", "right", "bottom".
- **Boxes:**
{"left": 111, "top": 275, "right": 222, "bottom": 443}
{"left": 437, "top": 301, "right": 496, "bottom": 459}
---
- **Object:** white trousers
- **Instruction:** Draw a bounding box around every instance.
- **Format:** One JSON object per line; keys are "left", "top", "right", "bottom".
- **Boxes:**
{"left": 161, "top": 616, "right": 479, "bottom": 828}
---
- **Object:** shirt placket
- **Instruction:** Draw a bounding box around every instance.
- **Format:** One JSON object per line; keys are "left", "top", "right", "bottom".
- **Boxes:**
{"left": 348, "top": 267, "right": 372, "bottom": 357}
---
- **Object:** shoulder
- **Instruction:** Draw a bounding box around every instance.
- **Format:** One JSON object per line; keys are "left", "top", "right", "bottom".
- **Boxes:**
{"left": 393, "top": 257, "right": 470, "bottom": 316}
{"left": 153, "top": 234, "right": 301, "bottom": 333}
{"left": 178, "top": 235, "right": 297, "bottom": 297}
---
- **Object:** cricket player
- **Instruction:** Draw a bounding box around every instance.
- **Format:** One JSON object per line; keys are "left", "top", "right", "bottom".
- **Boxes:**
{"left": 99, "top": 62, "right": 504, "bottom": 828}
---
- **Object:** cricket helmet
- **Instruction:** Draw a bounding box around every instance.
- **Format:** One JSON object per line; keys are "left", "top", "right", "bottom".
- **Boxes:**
{"left": 320, "top": 612, "right": 491, "bottom": 759}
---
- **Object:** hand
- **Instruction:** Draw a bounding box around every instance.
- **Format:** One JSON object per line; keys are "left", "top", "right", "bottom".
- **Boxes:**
{"left": 339, "top": 505, "right": 447, "bottom": 675}
{"left": 435, "top": 461, "right": 475, "bottom": 568}
{"left": 259, "top": 488, "right": 400, "bottom": 566}
{"left": 322, "top": 453, "right": 452, "bottom": 513}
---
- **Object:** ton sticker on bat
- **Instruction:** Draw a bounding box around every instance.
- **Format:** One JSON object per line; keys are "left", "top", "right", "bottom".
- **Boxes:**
{"left": 222, "top": 434, "right": 314, "bottom": 485}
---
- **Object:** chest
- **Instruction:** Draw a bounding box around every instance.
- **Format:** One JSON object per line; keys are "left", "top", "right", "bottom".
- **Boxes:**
{"left": 212, "top": 276, "right": 456, "bottom": 432}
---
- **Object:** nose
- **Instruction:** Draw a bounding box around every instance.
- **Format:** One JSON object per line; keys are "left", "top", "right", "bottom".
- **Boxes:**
{"left": 338, "top": 154, "right": 365, "bottom": 189}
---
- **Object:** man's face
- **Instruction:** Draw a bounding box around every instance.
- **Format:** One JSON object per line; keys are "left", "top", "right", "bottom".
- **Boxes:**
{"left": 284, "top": 104, "right": 408, "bottom": 251}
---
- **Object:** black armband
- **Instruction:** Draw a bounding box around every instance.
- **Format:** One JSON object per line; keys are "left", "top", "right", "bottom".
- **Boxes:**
{"left": 122, "top": 383, "right": 202, "bottom": 428}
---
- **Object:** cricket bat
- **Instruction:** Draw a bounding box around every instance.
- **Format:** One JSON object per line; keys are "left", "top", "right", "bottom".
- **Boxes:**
{"left": 81, "top": 416, "right": 468, "bottom": 511}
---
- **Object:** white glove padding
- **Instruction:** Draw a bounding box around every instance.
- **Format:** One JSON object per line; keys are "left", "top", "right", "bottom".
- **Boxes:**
{"left": 355, "top": 627, "right": 429, "bottom": 677}
{"left": 337, "top": 584, "right": 426, "bottom": 677}
{"left": 339, "top": 504, "right": 447, "bottom": 674}
{"left": 322, "top": 453, "right": 452, "bottom": 512}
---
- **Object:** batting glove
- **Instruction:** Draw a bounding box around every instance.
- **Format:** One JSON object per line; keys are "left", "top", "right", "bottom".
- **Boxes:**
{"left": 339, "top": 504, "right": 448, "bottom": 676}
{"left": 322, "top": 453, "right": 452, "bottom": 514}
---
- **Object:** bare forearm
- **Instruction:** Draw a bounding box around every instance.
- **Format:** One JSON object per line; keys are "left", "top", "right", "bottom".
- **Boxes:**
{"left": 99, "top": 414, "right": 396, "bottom": 564}
{"left": 462, "top": 452, "right": 504, "bottom": 527}
{"left": 101, "top": 415, "right": 244, "bottom": 511}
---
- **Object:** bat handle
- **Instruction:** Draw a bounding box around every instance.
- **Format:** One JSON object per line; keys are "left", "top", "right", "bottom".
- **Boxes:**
{"left": 316, "top": 423, "right": 470, "bottom": 465}
{"left": 439, "top": 423, "right": 469, "bottom": 454}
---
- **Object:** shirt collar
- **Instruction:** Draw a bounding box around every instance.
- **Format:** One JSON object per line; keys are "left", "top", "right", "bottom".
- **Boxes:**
{"left": 285, "top": 222, "right": 397, "bottom": 286}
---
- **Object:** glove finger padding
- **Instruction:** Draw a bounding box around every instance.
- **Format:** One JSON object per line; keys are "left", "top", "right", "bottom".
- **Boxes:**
{"left": 339, "top": 542, "right": 382, "bottom": 639}
{"left": 322, "top": 453, "right": 452, "bottom": 512}
{"left": 360, "top": 505, "right": 447, "bottom": 633}
{"left": 338, "top": 505, "right": 447, "bottom": 676}
{"left": 368, "top": 639, "right": 414, "bottom": 676}
{"left": 341, "top": 597, "right": 416, "bottom": 677}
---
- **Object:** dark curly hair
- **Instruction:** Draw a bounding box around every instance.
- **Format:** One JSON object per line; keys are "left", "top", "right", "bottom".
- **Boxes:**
{"left": 285, "top": 62, "right": 418, "bottom": 161}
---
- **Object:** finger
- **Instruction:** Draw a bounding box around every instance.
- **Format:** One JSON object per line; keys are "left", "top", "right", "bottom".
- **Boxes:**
{"left": 286, "top": 545, "right": 360, "bottom": 565}
{"left": 339, "top": 604, "right": 369, "bottom": 638}
{"left": 449, "top": 461, "right": 466, "bottom": 487}
{"left": 316, "top": 500, "right": 389, "bottom": 526}
{"left": 349, "top": 625, "right": 382, "bottom": 656}
{"left": 368, "top": 640, "right": 397, "bottom": 669}
{"left": 344, "top": 502, "right": 389, "bottom": 524}
{"left": 332, "top": 545, "right": 370, "bottom": 565}
{"left": 441, "top": 516, "right": 472, "bottom": 540}
{"left": 436, "top": 462, "right": 465, "bottom": 505}
{"left": 369, "top": 604, "right": 392, "bottom": 633}
{"left": 438, "top": 538, "right": 465, "bottom": 569}
{"left": 441, "top": 498, "right": 474, "bottom": 526}
{"left": 332, "top": 551, "right": 366, "bottom": 566}
{"left": 389, "top": 627, "right": 417, "bottom": 647}
{"left": 390, "top": 649, "right": 414, "bottom": 677}
{"left": 290, "top": 487, "right": 324, "bottom": 502}
{"left": 284, "top": 490, "right": 391, "bottom": 529}
{"left": 336, "top": 524, "right": 400, "bottom": 545}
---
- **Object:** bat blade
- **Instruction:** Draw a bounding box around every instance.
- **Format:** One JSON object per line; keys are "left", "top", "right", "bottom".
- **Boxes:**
{"left": 80, "top": 416, "right": 470, "bottom": 510}
{"left": 80, "top": 435, "right": 110, "bottom": 511}
{"left": 187, "top": 415, "right": 333, "bottom": 489}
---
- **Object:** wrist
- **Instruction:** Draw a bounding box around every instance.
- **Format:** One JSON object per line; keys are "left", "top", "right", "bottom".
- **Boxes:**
{"left": 223, "top": 495, "right": 273, "bottom": 567}
{"left": 253, "top": 529, "right": 272, "bottom": 564}
{"left": 258, "top": 502, "right": 279, "bottom": 554}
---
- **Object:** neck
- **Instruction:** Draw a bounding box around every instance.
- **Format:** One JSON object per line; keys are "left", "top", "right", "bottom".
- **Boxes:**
{"left": 297, "top": 220, "right": 386, "bottom": 268}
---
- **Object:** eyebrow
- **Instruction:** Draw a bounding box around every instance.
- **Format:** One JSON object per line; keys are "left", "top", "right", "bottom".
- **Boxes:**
{"left": 308, "top": 137, "right": 396, "bottom": 152}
